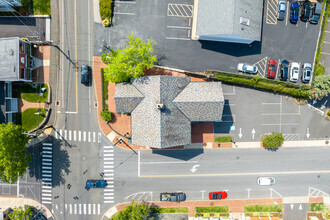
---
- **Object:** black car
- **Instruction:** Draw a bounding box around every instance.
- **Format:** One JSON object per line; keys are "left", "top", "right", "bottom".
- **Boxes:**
{"left": 81, "top": 65, "right": 90, "bottom": 85}
{"left": 280, "top": 60, "right": 289, "bottom": 81}
{"left": 301, "top": 1, "right": 311, "bottom": 22}
{"left": 310, "top": 2, "right": 322, "bottom": 24}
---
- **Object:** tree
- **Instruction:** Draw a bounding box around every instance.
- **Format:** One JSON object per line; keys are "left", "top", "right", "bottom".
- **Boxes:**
{"left": 0, "top": 123, "right": 30, "bottom": 183}
{"left": 309, "top": 75, "right": 330, "bottom": 100}
{"left": 103, "top": 33, "right": 157, "bottom": 83}
{"left": 100, "top": 110, "right": 112, "bottom": 122}
{"left": 111, "top": 201, "right": 151, "bottom": 220}
{"left": 261, "top": 132, "right": 284, "bottom": 148}
{"left": 8, "top": 206, "right": 34, "bottom": 220}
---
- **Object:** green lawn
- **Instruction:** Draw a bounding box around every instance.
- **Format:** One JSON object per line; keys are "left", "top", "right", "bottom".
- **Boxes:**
{"left": 22, "top": 108, "right": 46, "bottom": 131}
{"left": 311, "top": 203, "right": 324, "bottom": 212}
{"left": 21, "top": 0, "right": 51, "bottom": 15}
{"left": 195, "top": 206, "right": 229, "bottom": 213}
{"left": 15, "top": 83, "right": 49, "bottom": 103}
{"left": 214, "top": 136, "right": 233, "bottom": 143}
{"left": 150, "top": 207, "right": 189, "bottom": 214}
{"left": 244, "top": 204, "right": 282, "bottom": 213}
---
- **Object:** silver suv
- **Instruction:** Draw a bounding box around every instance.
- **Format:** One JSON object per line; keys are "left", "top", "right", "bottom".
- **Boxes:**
{"left": 277, "top": 1, "right": 286, "bottom": 21}
{"left": 302, "top": 63, "right": 312, "bottom": 83}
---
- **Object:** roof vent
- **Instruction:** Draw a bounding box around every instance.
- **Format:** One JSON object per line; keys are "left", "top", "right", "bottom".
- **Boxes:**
{"left": 157, "top": 104, "right": 164, "bottom": 109}
{"left": 240, "top": 17, "right": 250, "bottom": 26}
{"left": 9, "top": 49, "right": 14, "bottom": 56}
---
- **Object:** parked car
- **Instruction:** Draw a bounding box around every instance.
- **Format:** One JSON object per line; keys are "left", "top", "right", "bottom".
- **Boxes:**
{"left": 277, "top": 1, "right": 286, "bottom": 21}
{"left": 280, "top": 60, "right": 289, "bottom": 81}
{"left": 81, "top": 64, "right": 90, "bottom": 85}
{"left": 257, "top": 177, "right": 275, "bottom": 186}
{"left": 290, "top": 62, "right": 300, "bottom": 82}
{"left": 290, "top": 2, "right": 299, "bottom": 23}
{"left": 302, "top": 63, "right": 312, "bottom": 82}
{"left": 301, "top": 1, "right": 311, "bottom": 22}
{"left": 310, "top": 2, "right": 322, "bottom": 24}
{"left": 209, "top": 191, "right": 228, "bottom": 200}
{"left": 237, "top": 63, "right": 258, "bottom": 74}
{"left": 160, "top": 192, "right": 186, "bottom": 202}
{"left": 267, "top": 60, "right": 277, "bottom": 79}
{"left": 86, "top": 180, "right": 107, "bottom": 188}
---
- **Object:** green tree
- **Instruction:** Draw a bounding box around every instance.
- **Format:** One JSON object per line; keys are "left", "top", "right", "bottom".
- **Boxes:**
{"left": 111, "top": 201, "right": 151, "bottom": 220}
{"left": 103, "top": 33, "right": 157, "bottom": 83}
{"left": 8, "top": 206, "right": 34, "bottom": 220}
{"left": 100, "top": 110, "right": 112, "bottom": 122}
{"left": 262, "top": 132, "right": 284, "bottom": 149}
{"left": 310, "top": 75, "right": 330, "bottom": 100}
{"left": 0, "top": 123, "right": 30, "bottom": 183}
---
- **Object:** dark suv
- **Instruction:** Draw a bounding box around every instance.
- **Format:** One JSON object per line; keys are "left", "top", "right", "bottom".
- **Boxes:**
{"left": 280, "top": 60, "right": 289, "bottom": 81}
{"left": 290, "top": 2, "right": 299, "bottom": 23}
{"left": 301, "top": 1, "right": 311, "bottom": 22}
{"left": 81, "top": 65, "right": 90, "bottom": 85}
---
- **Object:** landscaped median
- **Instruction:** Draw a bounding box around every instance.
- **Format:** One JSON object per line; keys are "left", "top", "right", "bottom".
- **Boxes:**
{"left": 208, "top": 71, "right": 310, "bottom": 99}
{"left": 244, "top": 204, "right": 283, "bottom": 218}
{"left": 195, "top": 206, "right": 229, "bottom": 218}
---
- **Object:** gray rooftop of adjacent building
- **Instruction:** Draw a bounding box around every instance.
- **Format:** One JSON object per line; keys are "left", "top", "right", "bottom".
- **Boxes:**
{"left": 196, "top": 0, "right": 262, "bottom": 43}
{"left": 0, "top": 37, "right": 19, "bottom": 81}
{"left": 0, "top": 82, "right": 5, "bottom": 124}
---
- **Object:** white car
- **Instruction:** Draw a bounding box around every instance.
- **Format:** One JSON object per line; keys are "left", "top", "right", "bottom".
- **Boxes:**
{"left": 257, "top": 177, "right": 275, "bottom": 186}
{"left": 290, "top": 62, "right": 299, "bottom": 82}
{"left": 237, "top": 63, "right": 258, "bottom": 74}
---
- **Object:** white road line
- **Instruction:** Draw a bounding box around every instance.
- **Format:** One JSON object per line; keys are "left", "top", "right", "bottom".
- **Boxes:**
{"left": 55, "top": 130, "right": 58, "bottom": 139}
{"left": 104, "top": 169, "right": 113, "bottom": 172}
{"left": 64, "top": 130, "right": 67, "bottom": 140}
{"left": 60, "top": 130, "right": 63, "bottom": 140}
{"left": 65, "top": 111, "right": 77, "bottom": 114}
{"left": 286, "top": 1, "right": 289, "bottom": 25}
{"left": 79, "top": 204, "right": 82, "bottom": 214}
{"left": 69, "top": 204, "right": 72, "bottom": 214}
{"left": 93, "top": 132, "right": 96, "bottom": 142}
{"left": 43, "top": 143, "right": 52, "bottom": 146}
{"left": 261, "top": 113, "right": 300, "bottom": 116}
{"left": 104, "top": 173, "right": 114, "bottom": 176}
{"left": 88, "top": 132, "right": 91, "bottom": 142}
{"left": 79, "top": 131, "right": 81, "bottom": 141}
{"left": 104, "top": 178, "right": 114, "bottom": 181}
{"left": 104, "top": 154, "right": 114, "bottom": 157}
{"left": 104, "top": 158, "right": 114, "bottom": 160}
{"left": 84, "top": 204, "right": 86, "bottom": 215}
{"left": 104, "top": 161, "right": 114, "bottom": 164}
{"left": 104, "top": 189, "right": 114, "bottom": 192}
{"left": 43, "top": 201, "right": 52, "bottom": 204}
{"left": 93, "top": 204, "right": 96, "bottom": 215}
{"left": 104, "top": 201, "right": 114, "bottom": 203}
{"left": 42, "top": 190, "right": 52, "bottom": 193}
{"left": 138, "top": 150, "right": 140, "bottom": 177}
{"left": 325, "top": 30, "right": 330, "bottom": 33}
{"left": 43, "top": 147, "right": 52, "bottom": 150}
{"left": 323, "top": 41, "right": 330, "bottom": 44}
{"left": 42, "top": 193, "right": 52, "bottom": 197}
{"left": 97, "top": 204, "right": 100, "bottom": 215}
{"left": 262, "top": 123, "right": 299, "bottom": 126}
{"left": 74, "top": 131, "right": 76, "bottom": 141}
{"left": 69, "top": 130, "right": 72, "bottom": 140}
{"left": 42, "top": 197, "right": 51, "bottom": 200}
{"left": 115, "top": 0, "right": 136, "bottom": 3}
{"left": 104, "top": 196, "right": 114, "bottom": 200}
{"left": 262, "top": 103, "right": 281, "bottom": 104}
{"left": 83, "top": 132, "right": 86, "bottom": 142}
{"left": 276, "top": 59, "right": 280, "bottom": 80}
{"left": 88, "top": 204, "right": 91, "bottom": 215}
{"left": 166, "top": 37, "right": 190, "bottom": 41}
{"left": 42, "top": 185, "right": 52, "bottom": 189}
{"left": 321, "top": 52, "right": 330, "bottom": 55}
{"left": 114, "top": 12, "right": 135, "bottom": 15}
{"left": 104, "top": 150, "right": 113, "bottom": 153}
{"left": 104, "top": 193, "right": 114, "bottom": 195}
{"left": 98, "top": 132, "right": 102, "bottom": 143}
{"left": 140, "top": 161, "right": 198, "bottom": 164}
{"left": 74, "top": 204, "right": 77, "bottom": 214}
{"left": 166, "top": 25, "right": 191, "bottom": 29}
{"left": 104, "top": 146, "right": 113, "bottom": 149}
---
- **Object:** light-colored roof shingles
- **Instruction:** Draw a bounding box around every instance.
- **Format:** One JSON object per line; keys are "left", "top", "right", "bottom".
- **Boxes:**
{"left": 114, "top": 83, "right": 144, "bottom": 113}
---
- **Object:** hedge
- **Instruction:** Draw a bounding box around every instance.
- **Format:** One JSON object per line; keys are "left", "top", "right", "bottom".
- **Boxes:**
{"left": 244, "top": 204, "right": 282, "bottom": 212}
{"left": 262, "top": 132, "right": 284, "bottom": 148}
{"left": 214, "top": 136, "right": 233, "bottom": 143}
{"left": 209, "top": 71, "right": 310, "bottom": 98}
{"left": 99, "top": 0, "right": 113, "bottom": 22}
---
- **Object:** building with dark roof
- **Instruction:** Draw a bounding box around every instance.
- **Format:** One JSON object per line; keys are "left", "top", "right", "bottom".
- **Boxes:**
{"left": 191, "top": 0, "right": 263, "bottom": 44}
{"left": 115, "top": 75, "right": 224, "bottom": 149}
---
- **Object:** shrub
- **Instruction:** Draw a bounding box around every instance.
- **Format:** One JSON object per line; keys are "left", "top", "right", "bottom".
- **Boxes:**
{"left": 262, "top": 132, "right": 284, "bottom": 148}
{"left": 99, "top": 0, "right": 113, "bottom": 21}
{"left": 100, "top": 110, "right": 112, "bottom": 122}
{"left": 315, "top": 63, "right": 325, "bottom": 76}
{"left": 328, "top": 110, "right": 330, "bottom": 116}
{"left": 214, "top": 136, "right": 233, "bottom": 143}
{"left": 311, "top": 203, "right": 324, "bottom": 212}
{"left": 102, "top": 18, "right": 111, "bottom": 27}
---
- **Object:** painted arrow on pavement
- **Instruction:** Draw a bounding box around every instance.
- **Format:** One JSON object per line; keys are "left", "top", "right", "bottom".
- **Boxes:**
{"left": 190, "top": 165, "right": 200, "bottom": 173}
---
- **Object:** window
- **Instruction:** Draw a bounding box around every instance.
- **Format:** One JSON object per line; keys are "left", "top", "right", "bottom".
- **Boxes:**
{"left": 19, "top": 42, "right": 25, "bottom": 53}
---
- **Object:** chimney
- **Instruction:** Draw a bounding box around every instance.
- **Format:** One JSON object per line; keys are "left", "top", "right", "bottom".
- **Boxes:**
{"left": 157, "top": 104, "right": 164, "bottom": 109}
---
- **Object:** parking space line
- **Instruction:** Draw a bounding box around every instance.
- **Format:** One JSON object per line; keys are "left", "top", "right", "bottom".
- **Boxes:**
{"left": 114, "top": 0, "right": 136, "bottom": 3}
{"left": 114, "top": 12, "right": 135, "bottom": 15}
{"left": 167, "top": 4, "right": 193, "bottom": 17}
{"left": 262, "top": 102, "right": 281, "bottom": 105}
{"left": 262, "top": 123, "right": 299, "bottom": 126}
{"left": 322, "top": 41, "right": 330, "bottom": 44}
{"left": 166, "top": 37, "right": 190, "bottom": 41}
{"left": 276, "top": 59, "right": 280, "bottom": 80}
{"left": 321, "top": 52, "right": 330, "bottom": 55}
{"left": 286, "top": 1, "right": 289, "bottom": 25}
{"left": 324, "top": 30, "right": 330, "bottom": 33}
{"left": 167, "top": 26, "right": 191, "bottom": 29}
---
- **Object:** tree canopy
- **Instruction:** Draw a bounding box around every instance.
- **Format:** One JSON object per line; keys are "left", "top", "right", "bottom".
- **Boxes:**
{"left": 103, "top": 33, "right": 157, "bottom": 83}
{"left": 310, "top": 75, "right": 330, "bottom": 100}
{"left": 0, "top": 123, "right": 30, "bottom": 183}
{"left": 8, "top": 206, "right": 34, "bottom": 220}
{"left": 111, "top": 201, "right": 151, "bottom": 220}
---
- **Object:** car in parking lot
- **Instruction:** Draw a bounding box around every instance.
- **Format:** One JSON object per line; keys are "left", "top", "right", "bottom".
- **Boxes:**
{"left": 280, "top": 60, "right": 289, "bottom": 81}
{"left": 209, "top": 191, "right": 227, "bottom": 200}
{"left": 290, "top": 2, "right": 299, "bottom": 23}
{"left": 290, "top": 62, "right": 300, "bottom": 82}
{"left": 301, "top": 1, "right": 311, "bottom": 22}
{"left": 237, "top": 63, "right": 258, "bottom": 74}
{"left": 310, "top": 2, "right": 322, "bottom": 24}
{"left": 267, "top": 60, "right": 277, "bottom": 79}
{"left": 86, "top": 180, "right": 107, "bottom": 189}
{"left": 302, "top": 63, "right": 312, "bottom": 82}
{"left": 81, "top": 64, "right": 90, "bottom": 85}
{"left": 257, "top": 177, "right": 275, "bottom": 186}
{"left": 277, "top": 1, "right": 286, "bottom": 21}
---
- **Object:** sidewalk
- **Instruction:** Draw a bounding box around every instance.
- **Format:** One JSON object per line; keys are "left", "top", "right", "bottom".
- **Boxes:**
{"left": 0, "top": 196, "right": 54, "bottom": 219}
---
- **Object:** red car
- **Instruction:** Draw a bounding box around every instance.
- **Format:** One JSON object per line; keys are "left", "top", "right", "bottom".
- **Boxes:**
{"left": 267, "top": 60, "right": 277, "bottom": 79}
{"left": 209, "top": 191, "right": 227, "bottom": 200}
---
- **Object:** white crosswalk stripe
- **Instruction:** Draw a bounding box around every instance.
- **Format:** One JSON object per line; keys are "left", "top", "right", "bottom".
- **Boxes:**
{"left": 53, "top": 204, "right": 101, "bottom": 215}
{"left": 55, "top": 129, "right": 104, "bottom": 143}
{"left": 84, "top": 131, "right": 86, "bottom": 141}
{"left": 103, "top": 146, "right": 115, "bottom": 204}
{"left": 64, "top": 130, "right": 67, "bottom": 140}
{"left": 74, "top": 130, "right": 76, "bottom": 141}
{"left": 93, "top": 132, "right": 96, "bottom": 142}
{"left": 59, "top": 129, "right": 63, "bottom": 140}
{"left": 41, "top": 143, "right": 53, "bottom": 205}
{"left": 88, "top": 132, "right": 91, "bottom": 142}
{"left": 98, "top": 132, "right": 102, "bottom": 143}
{"left": 69, "top": 130, "right": 72, "bottom": 140}
{"left": 79, "top": 131, "right": 81, "bottom": 141}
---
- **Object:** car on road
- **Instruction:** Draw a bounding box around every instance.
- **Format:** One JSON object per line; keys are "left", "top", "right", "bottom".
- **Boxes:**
{"left": 302, "top": 63, "right": 312, "bottom": 82}
{"left": 290, "top": 2, "right": 299, "bottom": 23}
{"left": 257, "top": 177, "right": 275, "bottom": 186}
{"left": 237, "top": 63, "right": 258, "bottom": 74}
{"left": 160, "top": 192, "right": 186, "bottom": 202}
{"left": 280, "top": 60, "right": 289, "bottom": 81}
{"left": 301, "top": 1, "right": 311, "bottom": 22}
{"left": 81, "top": 64, "right": 90, "bottom": 85}
{"left": 209, "top": 191, "right": 227, "bottom": 200}
{"left": 290, "top": 62, "right": 300, "bottom": 82}
{"left": 86, "top": 180, "right": 107, "bottom": 188}
{"left": 310, "top": 2, "right": 322, "bottom": 24}
{"left": 277, "top": 1, "right": 286, "bottom": 21}
{"left": 267, "top": 59, "right": 277, "bottom": 79}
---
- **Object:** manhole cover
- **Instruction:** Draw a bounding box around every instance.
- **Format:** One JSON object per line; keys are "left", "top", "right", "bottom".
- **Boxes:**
{"left": 94, "top": 102, "right": 98, "bottom": 108}
{"left": 56, "top": 101, "right": 60, "bottom": 106}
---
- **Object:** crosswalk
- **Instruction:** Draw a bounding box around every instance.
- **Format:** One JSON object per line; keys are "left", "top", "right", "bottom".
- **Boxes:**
{"left": 52, "top": 203, "right": 101, "bottom": 215}
{"left": 41, "top": 142, "right": 53, "bottom": 205}
{"left": 103, "top": 146, "right": 114, "bottom": 203}
{"left": 55, "top": 129, "right": 102, "bottom": 143}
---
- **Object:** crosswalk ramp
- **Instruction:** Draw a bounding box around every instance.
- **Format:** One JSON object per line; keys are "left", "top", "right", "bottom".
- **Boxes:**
{"left": 54, "top": 129, "right": 102, "bottom": 143}
{"left": 41, "top": 142, "right": 53, "bottom": 205}
{"left": 103, "top": 146, "right": 114, "bottom": 204}
{"left": 52, "top": 203, "right": 101, "bottom": 215}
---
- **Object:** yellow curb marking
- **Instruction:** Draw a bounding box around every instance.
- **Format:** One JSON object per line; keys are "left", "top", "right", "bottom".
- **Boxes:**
{"left": 254, "top": 56, "right": 268, "bottom": 78}
{"left": 266, "top": 0, "right": 278, "bottom": 25}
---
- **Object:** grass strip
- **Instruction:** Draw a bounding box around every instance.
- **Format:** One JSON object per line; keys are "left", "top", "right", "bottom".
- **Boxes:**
{"left": 150, "top": 207, "right": 189, "bottom": 214}
{"left": 195, "top": 206, "right": 229, "bottom": 213}
{"left": 101, "top": 68, "right": 109, "bottom": 110}
{"left": 244, "top": 204, "right": 282, "bottom": 213}
{"left": 214, "top": 136, "right": 233, "bottom": 143}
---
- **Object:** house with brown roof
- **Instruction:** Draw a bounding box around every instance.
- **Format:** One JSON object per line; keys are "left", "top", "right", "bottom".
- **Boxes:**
{"left": 114, "top": 75, "right": 224, "bottom": 149}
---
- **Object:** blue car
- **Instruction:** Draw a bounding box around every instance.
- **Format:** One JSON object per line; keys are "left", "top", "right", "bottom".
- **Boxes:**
{"left": 290, "top": 2, "right": 299, "bottom": 23}
{"left": 86, "top": 180, "right": 107, "bottom": 188}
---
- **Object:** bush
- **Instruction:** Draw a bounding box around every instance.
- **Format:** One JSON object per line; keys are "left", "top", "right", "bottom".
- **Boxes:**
{"left": 315, "top": 63, "right": 325, "bottom": 76}
{"left": 100, "top": 110, "right": 112, "bottom": 122}
{"left": 262, "top": 132, "right": 284, "bottom": 148}
{"left": 102, "top": 18, "right": 111, "bottom": 27}
{"left": 99, "top": 0, "right": 113, "bottom": 21}
{"left": 195, "top": 206, "right": 229, "bottom": 213}
{"left": 311, "top": 203, "right": 324, "bottom": 212}
{"left": 244, "top": 204, "right": 282, "bottom": 212}
{"left": 214, "top": 136, "right": 233, "bottom": 143}
{"left": 328, "top": 110, "right": 330, "bottom": 116}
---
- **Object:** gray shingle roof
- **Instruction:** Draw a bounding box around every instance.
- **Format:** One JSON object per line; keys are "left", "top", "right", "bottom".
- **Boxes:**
{"left": 173, "top": 82, "right": 224, "bottom": 121}
{"left": 114, "top": 76, "right": 224, "bottom": 149}
{"left": 196, "top": 0, "right": 262, "bottom": 44}
{"left": 114, "top": 83, "right": 144, "bottom": 113}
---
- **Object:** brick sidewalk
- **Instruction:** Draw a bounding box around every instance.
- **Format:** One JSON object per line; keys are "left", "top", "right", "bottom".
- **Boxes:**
{"left": 18, "top": 98, "right": 47, "bottom": 112}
